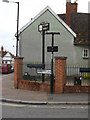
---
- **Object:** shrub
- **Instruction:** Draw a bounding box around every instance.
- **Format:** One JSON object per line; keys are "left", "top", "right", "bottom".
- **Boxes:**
{"left": 84, "top": 74, "right": 90, "bottom": 79}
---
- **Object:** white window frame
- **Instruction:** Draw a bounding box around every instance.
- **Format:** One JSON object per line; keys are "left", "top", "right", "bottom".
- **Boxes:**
{"left": 82, "top": 49, "right": 89, "bottom": 59}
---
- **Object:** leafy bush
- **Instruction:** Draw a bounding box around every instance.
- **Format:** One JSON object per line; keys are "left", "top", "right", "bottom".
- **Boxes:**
{"left": 84, "top": 74, "right": 90, "bottom": 79}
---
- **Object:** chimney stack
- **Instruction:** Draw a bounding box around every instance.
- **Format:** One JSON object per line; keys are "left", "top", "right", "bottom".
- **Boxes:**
{"left": 66, "top": 0, "right": 78, "bottom": 27}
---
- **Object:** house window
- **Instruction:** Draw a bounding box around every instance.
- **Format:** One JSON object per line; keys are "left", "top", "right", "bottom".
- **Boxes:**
{"left": 83, "top": 49, "right": 89, "bottom": 58}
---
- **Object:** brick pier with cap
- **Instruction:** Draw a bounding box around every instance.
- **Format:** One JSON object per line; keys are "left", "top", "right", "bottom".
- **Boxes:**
{"left": 54, "top": 57, "right": 67, "bottom": 94}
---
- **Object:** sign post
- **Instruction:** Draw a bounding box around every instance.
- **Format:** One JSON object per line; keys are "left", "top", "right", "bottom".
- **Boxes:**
{"left": 46, "top": 32, "right": 60, "bottom": 93}
{"left": 38, "top": 22, "right": 50, "bottom": 82}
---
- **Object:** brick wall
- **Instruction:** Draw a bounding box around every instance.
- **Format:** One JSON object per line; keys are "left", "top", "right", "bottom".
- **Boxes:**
{"left": 64, "top": 85, "right": 90, "bottom": 93}
{"left": 18, "top": 80, "right": 50, "bottom": 93}
{"left": 14, "top": 57, "right": 89, "bottom": 93}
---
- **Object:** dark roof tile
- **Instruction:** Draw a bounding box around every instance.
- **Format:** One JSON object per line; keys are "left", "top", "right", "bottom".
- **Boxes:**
{"left": 58, "top": 13, "right": 90, "bottom": 45}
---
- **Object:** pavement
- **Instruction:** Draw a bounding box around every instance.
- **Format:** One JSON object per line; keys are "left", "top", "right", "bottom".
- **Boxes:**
{"left": 0, "top": 73, "right": 89, "bottom": 105}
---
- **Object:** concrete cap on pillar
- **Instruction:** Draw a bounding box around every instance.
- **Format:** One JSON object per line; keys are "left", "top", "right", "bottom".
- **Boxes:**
{"left": 54, "top": 56, "right": 67, "bottom": 60}
{"left": 14, "top": 57, "right": 24, "bottom": 59}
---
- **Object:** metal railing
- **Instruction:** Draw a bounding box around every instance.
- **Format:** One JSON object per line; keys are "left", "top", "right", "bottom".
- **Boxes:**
{"left": 21, "top": 63, "right": 90, "bottom": 85}
{"left": 66, "top": 65, "right": 90, "bottom": 86}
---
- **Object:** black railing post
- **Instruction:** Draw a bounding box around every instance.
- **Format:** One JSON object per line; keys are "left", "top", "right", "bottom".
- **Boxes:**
{"left": 42, "top": 31, "right": 45, "bottom": 82}
{"left": 50, "top": 34, "right": 54, "bottom": 93}
{"left": 46, "top": 32, "right": 60, "bottom": 94}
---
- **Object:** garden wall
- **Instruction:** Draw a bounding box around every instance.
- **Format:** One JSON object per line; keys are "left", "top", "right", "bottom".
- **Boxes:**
{"left": 18, "top": 80, "right": 50, "bottom": 92}
{"left": 64, "top": 85, "right": 90, "bottom": 93}
{"left": 14, "top": 57, "right": 90, "bottom": 93}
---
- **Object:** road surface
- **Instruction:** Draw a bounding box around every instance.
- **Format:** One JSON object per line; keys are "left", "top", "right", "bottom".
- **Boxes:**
{"left": 1, "top": 102, "right": 88, "bottom": 118}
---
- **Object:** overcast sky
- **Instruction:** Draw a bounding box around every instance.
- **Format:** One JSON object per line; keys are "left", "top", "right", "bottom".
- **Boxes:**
{"left": 0, "top": 0, "right": 89, "bottom": 55}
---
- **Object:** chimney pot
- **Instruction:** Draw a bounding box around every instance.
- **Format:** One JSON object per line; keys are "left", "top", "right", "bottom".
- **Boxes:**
{"left": 66, "top": 0, "right": 71, "bottom": 3}
{"left": 1, "top": 46, "right": 4, "bottom": 52}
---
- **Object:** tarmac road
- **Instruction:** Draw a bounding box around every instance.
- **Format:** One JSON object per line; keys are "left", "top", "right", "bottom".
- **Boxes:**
{"left": 1, "top": 102, "right": 88, "bottom": 118}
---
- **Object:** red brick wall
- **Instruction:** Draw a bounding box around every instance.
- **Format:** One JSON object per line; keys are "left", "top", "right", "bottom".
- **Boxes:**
{"left": 14, "top": 57, "right": 89, "bottom": 93}
{"left": 54, "top": 57, "right": 67, "bottom": 94}
{"left": 64, "top": 85, "right": 90, "bottom": 93}
{"left": 18, "top": 80, "right": 50, "bottom": 93}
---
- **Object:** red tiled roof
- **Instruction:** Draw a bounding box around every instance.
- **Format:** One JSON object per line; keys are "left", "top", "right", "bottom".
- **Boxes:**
{"left": 0, "top": 48, "right": 15, "bottom": 58}
{"left": 0, "top": 51, "right": 7, "bottom": 58}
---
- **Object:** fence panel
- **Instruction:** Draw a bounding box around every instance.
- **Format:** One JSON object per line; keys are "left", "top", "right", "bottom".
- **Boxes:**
{"left": 66, "top": 65, "right": 90, "bottom": 86}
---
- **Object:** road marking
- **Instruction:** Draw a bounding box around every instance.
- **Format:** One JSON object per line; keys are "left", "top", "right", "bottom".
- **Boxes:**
{"left": 0, "top": 102, "right": 26, "bottom": 107}
{"left": 28, "top": 105, "right": 88, "bottom": 109}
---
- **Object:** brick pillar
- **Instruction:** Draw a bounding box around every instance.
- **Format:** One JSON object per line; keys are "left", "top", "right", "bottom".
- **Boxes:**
{"left": 14, "top": 57, "right": 24, "bottom": 88}
{"left": 54, "top": 57, "right": 67, "bottom": 94}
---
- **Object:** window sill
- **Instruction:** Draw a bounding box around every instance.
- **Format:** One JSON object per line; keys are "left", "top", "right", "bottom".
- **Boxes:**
{"left": 82, "top": 57, "right": 89, "bottom": 59}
